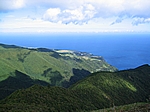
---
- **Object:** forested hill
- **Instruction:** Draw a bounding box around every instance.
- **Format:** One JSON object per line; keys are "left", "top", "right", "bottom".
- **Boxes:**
{"left": 0, "top": 64, "right": 150, "bottom": 112}
{"left": 0, "top": 43, "right": 117, "bottom": 100}
{"left": 70, "top": 64, "right": 150, "bottom": 108}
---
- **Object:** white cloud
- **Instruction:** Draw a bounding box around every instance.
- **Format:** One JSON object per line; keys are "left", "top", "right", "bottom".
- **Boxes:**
{"left": 132, "top": 17, "right": 150, "bottom": 25}
{"left": 1, "top": 0, "right": 150, "bottom": 17}
{"left": 43, "top": 8, "right": 61, "bottom": 23}
{"left": 110, "top": 18, "right": 124, "bottom": 25}
{"left": 0, "top": 0, "right": 24, "bottom": 12}
{"left": 1, "top": 0, "right": 150, "bottom": 27}
{"left": 43, "top": 4, "right": 96, "bottom": 24}
{"left": 40, "top": 0, "right": 150, "bottom": 25}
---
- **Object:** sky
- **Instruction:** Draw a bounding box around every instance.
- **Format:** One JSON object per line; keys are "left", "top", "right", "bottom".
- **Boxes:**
{"left": 0, "top": 0, "right": 150, "bottom": 33}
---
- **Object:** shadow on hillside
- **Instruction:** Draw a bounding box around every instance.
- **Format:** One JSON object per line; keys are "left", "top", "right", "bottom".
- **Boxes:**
{"left": 0, "top": 70, "right": 49, "bottom": 100}
{"left": 62, "top": 68, "right": 91, "bottom": 88}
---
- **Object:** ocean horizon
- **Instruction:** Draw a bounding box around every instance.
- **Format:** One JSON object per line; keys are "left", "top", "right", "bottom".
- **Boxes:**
{"left": 0, "top": 32, "right": 150, "bottom": 70}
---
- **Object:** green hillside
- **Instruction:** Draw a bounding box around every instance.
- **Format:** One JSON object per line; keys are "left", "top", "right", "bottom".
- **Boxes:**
{"left": 0, "top": 85, "right": 95, "bottom": 112}
{"left": 92, "top": 103, "right": 150, "bottom": 112}
{"left": 0, "top": 43, "right": 116, "bottom": 99}
{"left": 0, "top": 65, "right": 150, "bottom": 112}
{"left": 70, "top": 64, "right": 150, "bottom": 107}
{"left": 0, "top": 70, "right": 49, "bottom": 101}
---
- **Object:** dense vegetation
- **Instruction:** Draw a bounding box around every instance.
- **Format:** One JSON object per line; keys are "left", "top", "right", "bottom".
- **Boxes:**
{"left": 0, "top": 64, "right": 150, "bottom": 111}
{"left": 0, "top": 70, "right": 49, "bottom": 100}
{"left": 70, "top": 64, "right": 150, "bottom": 107}
{"left": 0, "top": 85, "right": 90, "bottom": 112}
{"left": 0, "top": 43, "right": 117, "bottom": 100}
{"left": 92, "top": 103, "right": 150, "bottom": 112}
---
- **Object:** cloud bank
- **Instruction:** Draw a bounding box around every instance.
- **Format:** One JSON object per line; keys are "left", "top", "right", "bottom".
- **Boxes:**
{"left": 1, "top": 0, "right": 150, "bottom": 25}
{"left": 132, "top": 18, "right": 150, "bottom": 26}
{"left": 43, "top": 4, "right": 96, "bottom": 24}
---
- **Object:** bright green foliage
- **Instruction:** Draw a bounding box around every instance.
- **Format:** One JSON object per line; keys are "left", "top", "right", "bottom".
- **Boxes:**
{"left": 0, "top": 65, "right": 150, "bottom": 111}
{"left": 0, "top": 43, "right": 116, "bottom": 84}
{"left": 0, "top": 85, "right": 97, "bottom": 112}
{"left": 70, "top": 64, "right": 150, "bottom": 107}
{"left": 0, "top": 43, "right": 117, "bottom": 100}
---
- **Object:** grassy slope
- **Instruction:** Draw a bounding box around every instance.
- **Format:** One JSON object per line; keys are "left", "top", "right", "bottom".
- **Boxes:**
{"left": 0, "top": 44, "right": 117, "bottom": 84}
{"left": 0, "top": 43, "right": 117, "bottom": 100}
{"left": 0, "top": 70, "right": 49, "bottom": 100}
{"left": 0, "top": 65, "right": 150, "bottom": 112}
{"left": 70, "top": 64, "right": 150, "bottom": 107}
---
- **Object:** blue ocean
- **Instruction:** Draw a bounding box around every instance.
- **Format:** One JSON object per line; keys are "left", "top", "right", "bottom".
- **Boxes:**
{"left": 0, "top": 32, "right": 150, "bottom": 70}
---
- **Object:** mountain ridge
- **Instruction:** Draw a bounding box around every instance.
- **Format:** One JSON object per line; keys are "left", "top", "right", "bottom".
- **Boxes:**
{"left": 0, "top": 64, "right": 150, "bottom": 111}
{"left": 0, "top": 43, "right": 117, "bottom": 80}
{"left": 0, "top": 43, "right": 117, "bottom": 100}
{"left": 70, "top": 64, "right": 150, "bottom": 106}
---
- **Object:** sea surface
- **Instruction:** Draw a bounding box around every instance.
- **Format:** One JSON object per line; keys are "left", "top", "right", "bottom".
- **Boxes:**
{"left": 0, "top": 32, "right": 150, "bottom": 70}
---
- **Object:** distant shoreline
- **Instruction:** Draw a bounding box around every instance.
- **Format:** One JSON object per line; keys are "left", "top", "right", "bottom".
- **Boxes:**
{"left": 0, "top": 33, "right": 150, "bottom": 70}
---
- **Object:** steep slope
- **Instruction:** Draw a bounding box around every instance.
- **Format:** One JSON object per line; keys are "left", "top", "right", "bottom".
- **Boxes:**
{"left": 0, "top": 43, "right": 117, "bottom": 99}
{"left": 0, "top": 85, "right": 96, "bottom": 112}
{"left": 0, "top": 43, "right": 116, "bottom": 83}
{"left": 0, "top": 70, "right": 49, "bottom": 100}
{"left": 92, "top": 103, "right": 150, "bottom": 112}
{"left": 0, "top": 65, "right": 150, "bottom": 112}
{"left": 70, "top": 64, "right": 150, "bottom": 107}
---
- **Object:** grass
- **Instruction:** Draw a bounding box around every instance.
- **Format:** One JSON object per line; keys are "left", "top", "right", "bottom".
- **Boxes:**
{"left": 0, "top": 43, "right": 117, "bottom": 100}
{"left": 0, "top": 64, "right": 150, "bottom": 111}
{"left": 70, "top": 64, "right": 150, "bottom": 107}
{"left": 0, "top": 44, "right": 117, "bottom": 86}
